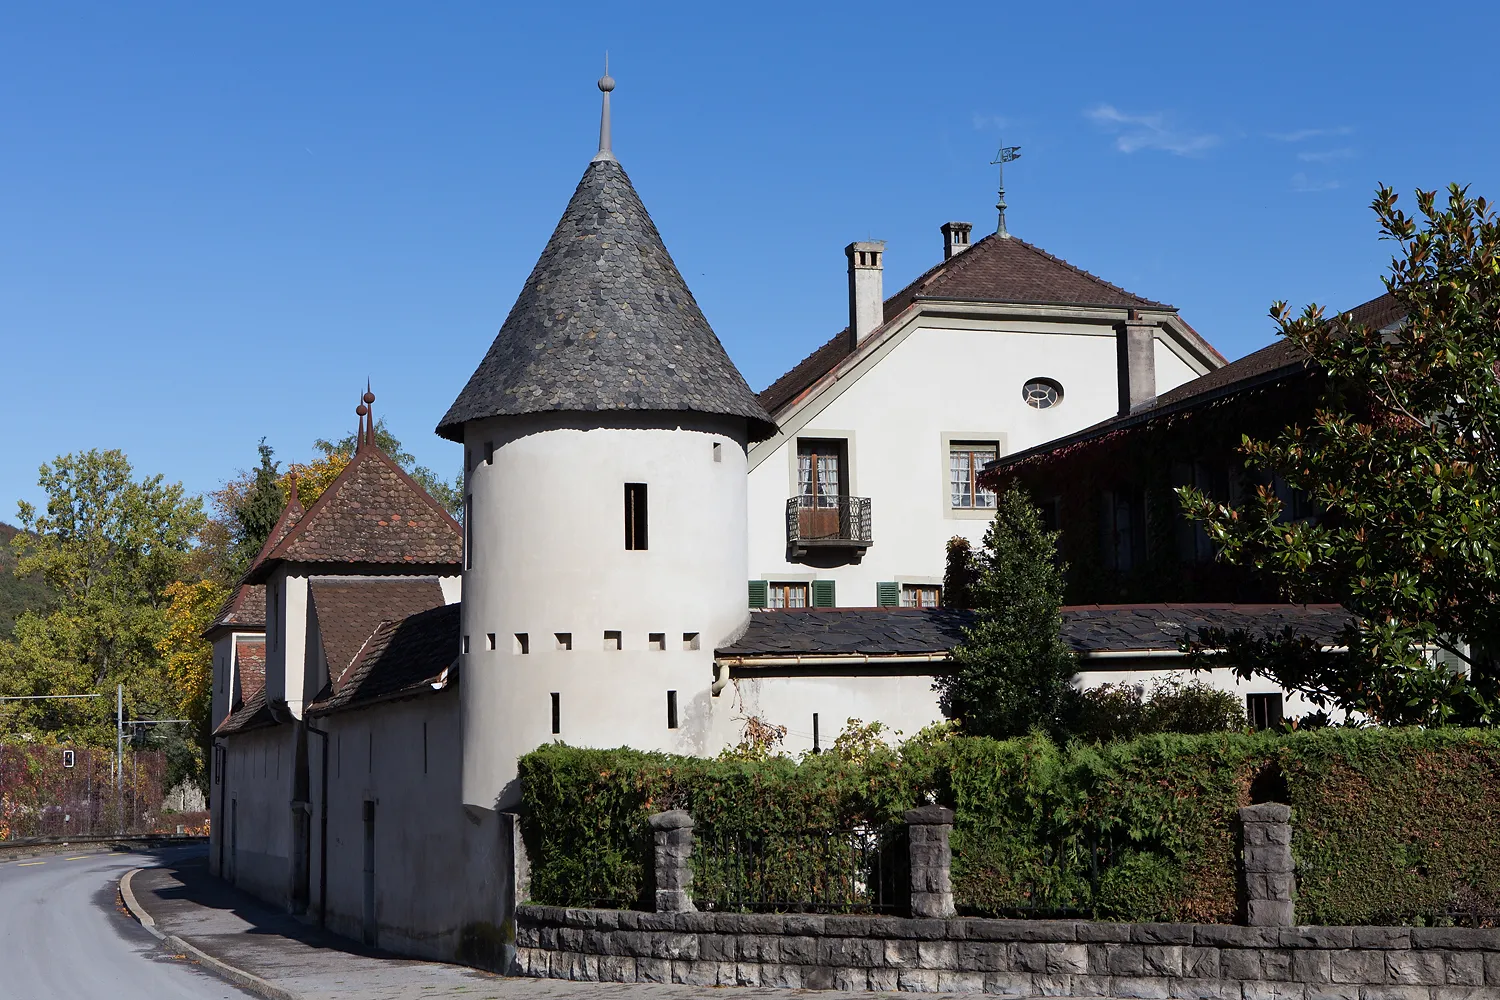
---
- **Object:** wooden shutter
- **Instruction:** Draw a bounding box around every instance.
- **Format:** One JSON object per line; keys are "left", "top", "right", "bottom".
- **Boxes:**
{"left": 811, "top": 580, "right": 836, "bottom": 608}
{"left": 747, "top": 580, "right": 768, "bottom": 609}
{"left": 876, "top": 581, "right": 899, "bottom": 607}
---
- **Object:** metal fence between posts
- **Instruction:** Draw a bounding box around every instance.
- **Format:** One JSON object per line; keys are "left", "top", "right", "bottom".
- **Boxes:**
{"left": 0, "top": 744, "right": 200, "bottom": 840}
{"left": 692, "top": 824, "right": 905, "bottom": 914}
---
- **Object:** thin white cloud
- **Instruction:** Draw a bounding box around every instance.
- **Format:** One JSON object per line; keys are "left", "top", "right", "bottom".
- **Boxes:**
{"left": 1085, "top": 104, "right": 1219, "bottom": 156}
{"left": 1269, "top": 126, "right": 1354, "bottom": 142}
{"left": 1291, "top": 172, "right": 1340, "bottom": 193}
{"left": 1296, "top": 147, "right": 1357, "bottom": 163}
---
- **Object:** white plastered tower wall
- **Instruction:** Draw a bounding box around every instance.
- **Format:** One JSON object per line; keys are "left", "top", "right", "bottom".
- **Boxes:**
{"left": 459, "top": 410, "right": 750, "bottom": 813}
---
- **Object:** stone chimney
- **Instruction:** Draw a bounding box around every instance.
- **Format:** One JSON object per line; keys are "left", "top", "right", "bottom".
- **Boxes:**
{"left": 1116, "top": 310, "right": 1158, "bottom": 414}
{"left": 846, "top": 240, "right": 886, "bottom": 346}
{"left": 941, "top": 222, "right": 972, "bottom": 260}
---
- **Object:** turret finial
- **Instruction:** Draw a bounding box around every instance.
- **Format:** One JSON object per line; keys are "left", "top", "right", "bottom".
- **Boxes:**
{"left": 593, "top": 54, "right": 616, "bottom": 163}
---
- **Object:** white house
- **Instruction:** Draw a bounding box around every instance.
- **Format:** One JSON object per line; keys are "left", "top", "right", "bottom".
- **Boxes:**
{"left": 746, "top": 225, "right": 1224, "bottom": 615}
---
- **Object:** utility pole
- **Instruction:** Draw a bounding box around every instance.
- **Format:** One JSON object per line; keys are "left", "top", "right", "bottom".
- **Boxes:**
{"left": 116, "top": 684, "right": 123, "bottom": 834}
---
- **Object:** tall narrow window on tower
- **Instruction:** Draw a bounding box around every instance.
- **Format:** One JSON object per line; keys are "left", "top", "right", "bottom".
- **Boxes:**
{"left": 624, "top": 483, "right": 648, "bottom": 550}
{"left": 464, "top": 494, "right": 473, "bottom": 569}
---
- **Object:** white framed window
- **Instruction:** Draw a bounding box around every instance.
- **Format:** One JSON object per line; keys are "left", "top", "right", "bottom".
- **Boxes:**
{"left": 900, "top": 584, "right": 941, "bottom": 608}
{"left": 767, "top": 582, "right": 809, "bottom": 609}
{"left": 950, "top": 442, "right": 999, "bottom": 509}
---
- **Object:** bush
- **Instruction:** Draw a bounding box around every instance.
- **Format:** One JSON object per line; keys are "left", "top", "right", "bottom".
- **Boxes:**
{"left": 1072, "top": 678, "right": 1245, "bottom": 743}
{"left": 519, "top": 727, "right": 1500, "bottom": 924}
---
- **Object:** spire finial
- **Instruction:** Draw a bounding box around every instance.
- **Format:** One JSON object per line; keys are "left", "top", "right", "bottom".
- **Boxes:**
{"left": 593, "top": 53, "right": 616, "bottom": 163}
{"left": 361, "top": 381, "right": 376, "bottom": 450}
{"left": 991, "top": 141, "right": 1022, "bottom": 237}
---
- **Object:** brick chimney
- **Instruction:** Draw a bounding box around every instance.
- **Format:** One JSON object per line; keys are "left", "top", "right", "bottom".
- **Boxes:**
{"left": 846, "top": 241, "right": 886, "bottom": 346}
{"left": 941, "top": 222, "right": 972, "bottom": 260}
{"left": 1116, "top": 310, "right": 1158, "bottom": 414}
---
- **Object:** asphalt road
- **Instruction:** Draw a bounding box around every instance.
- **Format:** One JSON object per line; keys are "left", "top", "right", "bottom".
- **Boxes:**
{"left": 0, "top": 844, "right": 253, "bottom": 1000}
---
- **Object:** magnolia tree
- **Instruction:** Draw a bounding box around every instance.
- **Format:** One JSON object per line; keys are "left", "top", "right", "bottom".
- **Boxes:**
{"left": 1181, "top": 184, "right": 1500, "bottom": 726}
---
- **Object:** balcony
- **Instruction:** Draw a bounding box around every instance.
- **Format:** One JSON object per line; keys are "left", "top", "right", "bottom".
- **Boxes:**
{"left": 786, "top": 495, "right": 872, "bottom": 561}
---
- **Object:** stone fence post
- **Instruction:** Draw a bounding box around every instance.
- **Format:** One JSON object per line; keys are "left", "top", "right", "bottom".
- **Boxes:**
{"left": 1239, "top": 803, "right": 1294, "bottom": 926}
{"left": 648, "top": 809, "right": 695, "bottom": 913}
{"left": 905, "top": 805, "right": 955, "bottom": 918}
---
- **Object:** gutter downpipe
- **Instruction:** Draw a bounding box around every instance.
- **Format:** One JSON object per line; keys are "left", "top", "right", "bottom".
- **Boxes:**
{"left": 304, "top": 719, "right": 331, "bottom": 928}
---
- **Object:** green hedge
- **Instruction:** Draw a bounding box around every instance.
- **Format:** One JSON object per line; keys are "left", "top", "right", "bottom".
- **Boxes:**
{"left": 518, "top": 727, "right": 1500, "bottom": 924}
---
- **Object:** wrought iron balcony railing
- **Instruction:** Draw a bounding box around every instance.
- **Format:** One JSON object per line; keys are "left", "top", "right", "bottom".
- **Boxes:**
{"left": 786, "top": 495, "right": 872, "bottom": 558}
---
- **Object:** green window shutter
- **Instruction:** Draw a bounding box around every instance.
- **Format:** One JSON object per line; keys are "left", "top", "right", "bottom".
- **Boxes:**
{"left": 812, "top": 580, "right": 836, "bottom": 608}
{"left": 748, "top": 580, "right": 768, "bottom": 609}
{"left": 876, "top": 581, "right": 899, "bottom": 607}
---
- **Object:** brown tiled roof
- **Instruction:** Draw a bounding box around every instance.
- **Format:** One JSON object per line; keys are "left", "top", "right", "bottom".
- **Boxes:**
{"left": 246, "top": 446, "right": 462, "bottom": 581}
{"left": 204, "top": 583, "right": 266, "bottom": 638}
{"left": 235, "top": 635, "right": 266, "bottom": 699}
{"left": 758, "top": 233, "right": 1180, "bottom": 414}
{"left": 715, "top": 603, "right": 1351, "bottom": 659}
{"left": 308, "top": 603, "right": 459, "bottom": 716}
{"left": 214, "top": 686, "right": 279, "bottom": 736}
{"left": 309, "top": 578, "right": 446, "bottom": 680}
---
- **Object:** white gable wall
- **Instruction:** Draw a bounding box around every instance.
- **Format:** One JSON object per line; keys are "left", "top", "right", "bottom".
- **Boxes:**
{"left": 748, "top": 317, "right": 1208, "bottom": 609}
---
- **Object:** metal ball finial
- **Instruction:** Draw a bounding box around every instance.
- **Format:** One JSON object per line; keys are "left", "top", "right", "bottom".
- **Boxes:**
{"left": 598, "top": 73, "right": 615, "bottom": 93}
{"left": 356, "top": 403, "right": 368, "bottom": 417}
{"left": 363, "top": 390, "right": 375, "bottom": 404}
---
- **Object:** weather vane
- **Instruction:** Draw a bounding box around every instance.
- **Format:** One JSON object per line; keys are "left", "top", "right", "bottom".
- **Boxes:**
{"left": 991, "top": 142, "right": 1022, "bottom": 237}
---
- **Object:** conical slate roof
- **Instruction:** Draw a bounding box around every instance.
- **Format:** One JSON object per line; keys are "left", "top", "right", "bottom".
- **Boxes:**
{"left": 437, "top": 158, "right": 775, "bottom": 441}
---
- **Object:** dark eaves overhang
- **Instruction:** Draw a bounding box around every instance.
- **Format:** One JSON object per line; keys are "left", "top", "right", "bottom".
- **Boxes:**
{"left": 986, "top": 359, "right": 1310, "bottom": 477}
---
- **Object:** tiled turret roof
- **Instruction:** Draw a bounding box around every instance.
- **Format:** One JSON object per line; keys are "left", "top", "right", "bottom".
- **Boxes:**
{"left": 437, "top": 158, "right": 774, "bottom": 441}
{"left": 245, "top": 447, "right": 462, "bottom": 582}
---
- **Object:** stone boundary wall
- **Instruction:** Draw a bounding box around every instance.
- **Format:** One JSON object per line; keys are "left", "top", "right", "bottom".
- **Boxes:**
{"left": 516, "top": 906, "right": 1500, "bottom": 998}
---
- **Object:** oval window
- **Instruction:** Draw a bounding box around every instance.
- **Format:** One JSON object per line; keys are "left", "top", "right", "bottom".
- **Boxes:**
{"left": 1022, "top": 378, "right": 1063, "bottom": 409}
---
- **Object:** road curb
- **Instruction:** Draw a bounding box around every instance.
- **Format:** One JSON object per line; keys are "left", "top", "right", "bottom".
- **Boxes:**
{"left": 120, "top": 867, "right": 302, "bottom": 1000}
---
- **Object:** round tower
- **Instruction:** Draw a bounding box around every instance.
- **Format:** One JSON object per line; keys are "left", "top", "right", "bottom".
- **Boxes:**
{"left": 437, "top": 71, "right": 775, "bottom": 813}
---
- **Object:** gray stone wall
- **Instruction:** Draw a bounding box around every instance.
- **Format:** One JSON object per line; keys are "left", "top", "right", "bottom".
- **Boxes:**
{"left": 516, "top": 906, "right": 1500, "bottom": 997}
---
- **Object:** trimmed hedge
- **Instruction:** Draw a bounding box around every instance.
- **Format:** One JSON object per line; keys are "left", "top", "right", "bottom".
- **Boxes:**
{"left": 518, "top": 727, "right": 1500, "bottom": 924}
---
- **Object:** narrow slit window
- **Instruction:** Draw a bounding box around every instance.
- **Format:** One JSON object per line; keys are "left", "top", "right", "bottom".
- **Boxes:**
{"left": 667, "top": 690, "right": 679, "bottom": 729}
{"left": 682, "top": 632, "right": 700, "bottom": 651}
{"left": 555, "top": 632, "right": 572, "bottom": 651}
{"left": 462, "top": 635, "right": 470, "bottom": 654}
{"left": 713, "top": 442, "right": 723, "bottom": 463}
{"left": 486, "top": 633, "right": 496, "bottom": 650}
{"left": 625, "top": 483, "right": 648, "bottom": 550}
{"left": 550, "top": 693, "right": 560, "bottom": 735}
{"left": 514, "top": 633, "right": 529, "bottom": 655}
{"left": 484, "top": 441, "right": 495, "bottom": 465}
{"left": 604, "top": 630, "right": 622, "bottom": 650}
{"left": 813, "top": 713, "right": 820, "bottom": 754}
{"left": 464, "top": 494, "right": 474, "bottom": 568}
{"left": 648, "top": 632, "right": 666, "bottom": 651}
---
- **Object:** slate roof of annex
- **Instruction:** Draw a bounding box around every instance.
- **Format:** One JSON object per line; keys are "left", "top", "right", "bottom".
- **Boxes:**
{"left": 309, "top": 603, "right": 459, "bottom": 716}
{"left": 246, "top": 447, "right": 463, "bottom": 581}
{"left": 308, "top": 578, "right": 446, "bottom": 681}
{"left": 715, "top": 604, "right": 1353, "bottom": 659}
{"left": 438, "top": 158, "right": 774, "bottom": 441}
{"left": 757, "top": 232, "right": 1186, "bottom": 415}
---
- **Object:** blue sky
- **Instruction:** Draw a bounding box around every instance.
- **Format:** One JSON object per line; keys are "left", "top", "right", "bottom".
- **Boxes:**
{"left": 3, "top": 1, "right": 1497, "bottom": 517}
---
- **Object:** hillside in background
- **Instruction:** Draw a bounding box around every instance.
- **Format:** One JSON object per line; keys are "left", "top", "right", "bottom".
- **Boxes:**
{"left": 0, "top": 522, "right": 53, "bottom": 637}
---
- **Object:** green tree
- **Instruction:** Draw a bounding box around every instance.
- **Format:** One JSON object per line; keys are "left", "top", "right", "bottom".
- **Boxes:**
{"left": 936, "top": 484, "right": 1079, "bottom": 739}
{"left": 942, "top": 535, "right": 978, "bottom": 609}
{"left": 1, "top": 450, "right": 205, "bottom": 744}
{"left": 233, "top": 439, "right": 284, "bottom": 577}
{"left": 1180, "top": 184, "right": 1500, "bottom": 726}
